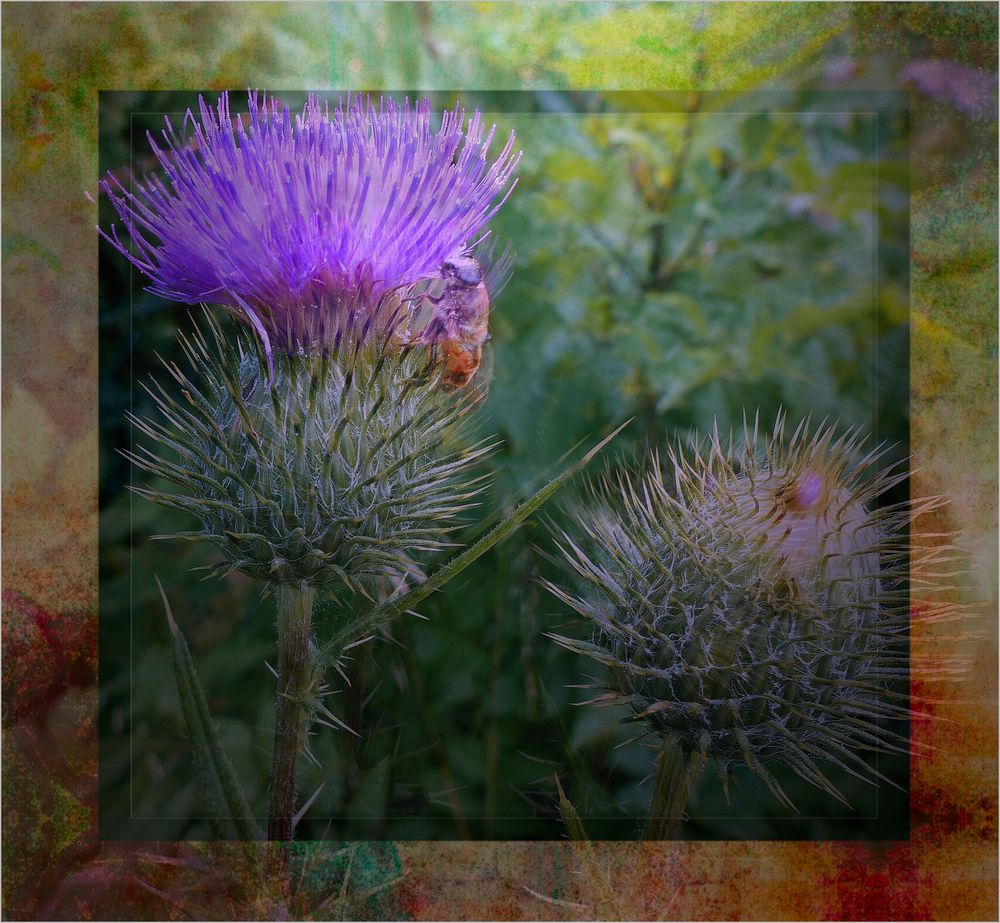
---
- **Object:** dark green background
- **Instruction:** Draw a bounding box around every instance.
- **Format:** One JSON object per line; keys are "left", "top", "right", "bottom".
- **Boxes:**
{"left": 99, "top": 80, "right": 910, "bottom": 840}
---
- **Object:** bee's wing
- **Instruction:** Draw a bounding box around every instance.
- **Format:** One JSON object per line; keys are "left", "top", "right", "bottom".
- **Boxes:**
{"left": 475, "top": 238, "right": 514, "bottom": 299}
{"left": 475, "top": 336, "right": 496, "bottom": 390}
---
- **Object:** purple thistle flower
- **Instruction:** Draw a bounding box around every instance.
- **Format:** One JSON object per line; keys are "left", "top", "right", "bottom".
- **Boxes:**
{"left": 100, "top": 90, "right": 520, "bottom": 359}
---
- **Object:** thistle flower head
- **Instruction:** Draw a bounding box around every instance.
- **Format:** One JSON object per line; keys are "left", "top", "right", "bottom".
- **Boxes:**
{"left": 546, "top": 415, "right": 938, "bottom": 807}
{"left": 126, "top": 309, "right": 492, "bottom": 590}
{"left": 100, "top": 91, "right": 520, "bottom": 358}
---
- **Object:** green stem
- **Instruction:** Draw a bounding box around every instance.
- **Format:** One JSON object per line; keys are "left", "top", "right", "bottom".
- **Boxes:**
{"left": 643, "top": 737, "right": 692, "bottom": 840}
{"left": 268, "top": 582, "right": 316, "bottom": 841}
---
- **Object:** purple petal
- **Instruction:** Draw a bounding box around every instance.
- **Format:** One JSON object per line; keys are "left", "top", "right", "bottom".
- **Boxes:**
{"left": 100, "top": 90, "right": 520, "bottom": 353}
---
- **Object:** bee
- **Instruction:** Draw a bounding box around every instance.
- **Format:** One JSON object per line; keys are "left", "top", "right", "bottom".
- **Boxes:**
{"left": 393, "top": 247, "right": 510, "bottom": 388}
{"left": 426, "top": 255, "right": 492, "bottom": 389}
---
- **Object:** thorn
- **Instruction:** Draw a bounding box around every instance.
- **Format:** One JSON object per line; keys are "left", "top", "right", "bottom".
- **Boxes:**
{"left": 155, "top": 575, "right": 178, "bottom": 634}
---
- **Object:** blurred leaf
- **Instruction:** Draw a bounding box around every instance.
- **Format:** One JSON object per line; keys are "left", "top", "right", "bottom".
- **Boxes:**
{"left": 159, "top": 579, "right": 262, "bottom": 842}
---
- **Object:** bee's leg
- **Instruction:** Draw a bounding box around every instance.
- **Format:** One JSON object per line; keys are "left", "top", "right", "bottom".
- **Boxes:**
{"left": 408, "top": 292, "right": 443, "bottom": 342}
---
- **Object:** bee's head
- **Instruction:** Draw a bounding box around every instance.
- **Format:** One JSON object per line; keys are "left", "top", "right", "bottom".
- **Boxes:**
{"left": 441, "top": 256, "right": 483, "bottom": 286}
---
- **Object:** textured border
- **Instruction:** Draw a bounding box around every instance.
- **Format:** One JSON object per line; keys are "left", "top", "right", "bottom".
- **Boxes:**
{"left": 97, "top": 88, "right": 911, "bottom": 842}
{"left": 3, "top": 3, "right": 996, "bottom": 919}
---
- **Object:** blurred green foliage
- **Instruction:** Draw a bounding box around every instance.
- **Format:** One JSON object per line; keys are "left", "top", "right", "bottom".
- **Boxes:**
{"left": 98, "top": 3, "right": 923, "bottom": 841}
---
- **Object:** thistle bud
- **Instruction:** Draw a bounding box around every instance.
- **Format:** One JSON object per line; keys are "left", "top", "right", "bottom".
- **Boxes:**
{"left": 126, "top": 309, "right": 491, "bottom": 590}
{"left": 546, "top": 415, "right": 939, "bottom": 806}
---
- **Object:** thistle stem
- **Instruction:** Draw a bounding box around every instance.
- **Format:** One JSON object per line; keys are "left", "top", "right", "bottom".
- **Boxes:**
{"left": 643, "top": 737, "right": 692, "bottom": 840}
{"left": 268, "top": 582, "right": 316, "bottom": 841}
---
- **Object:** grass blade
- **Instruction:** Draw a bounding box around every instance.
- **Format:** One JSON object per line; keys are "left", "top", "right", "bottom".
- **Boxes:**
{"left": 158, "top": 576, "right": 263, "bottom": 841}
{"left": 554, "top": 773, "right": 589, "bottom": 842}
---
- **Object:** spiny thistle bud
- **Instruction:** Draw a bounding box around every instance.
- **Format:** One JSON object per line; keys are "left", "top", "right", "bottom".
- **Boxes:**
{"left": 126, "top": 309, "right": 492, "bottom": 590}
{"left": 546, "top": 415, "right": 946, "bottom": 806}
{"left": 102, "top": 91, "right": 522, "bottom": 591}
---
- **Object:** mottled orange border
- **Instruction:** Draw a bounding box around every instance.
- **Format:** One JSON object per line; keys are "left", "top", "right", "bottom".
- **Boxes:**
{"left": 3, "top": 3, "right": 996, "bottom": 920}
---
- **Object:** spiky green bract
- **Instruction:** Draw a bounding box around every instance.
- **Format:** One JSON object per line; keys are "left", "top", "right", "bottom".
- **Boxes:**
{"left": 546, "top": 415, "right": 938, "bottom": 808}
{"left": 126, "top": 308, "right": 491, "bottom": 591}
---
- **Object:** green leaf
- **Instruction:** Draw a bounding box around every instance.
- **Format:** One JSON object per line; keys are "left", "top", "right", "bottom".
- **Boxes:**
{"left": 157, "top": 577, "right": 263, "bottom": 841}
{"left": 554, "top": 774, "right": 589, "bottom": 842}
{"left": 316, "top": 419, "right": 631, "bottom": 667}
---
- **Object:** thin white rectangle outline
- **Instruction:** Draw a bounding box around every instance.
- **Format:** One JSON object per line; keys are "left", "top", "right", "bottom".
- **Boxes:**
{"left": 107, "top": 95, "right": 899, "bottom": 833}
